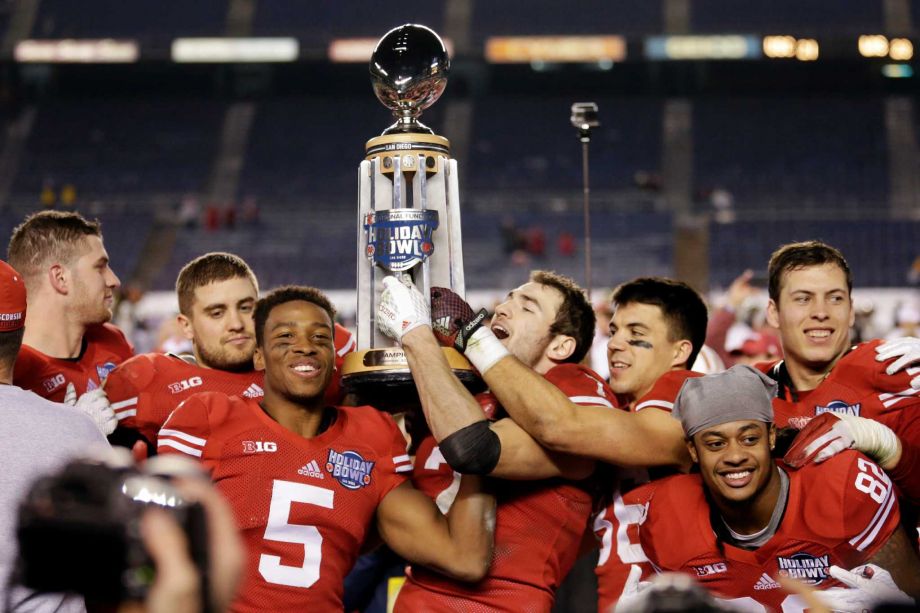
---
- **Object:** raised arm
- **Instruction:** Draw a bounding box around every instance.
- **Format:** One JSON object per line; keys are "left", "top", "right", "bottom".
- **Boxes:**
{"left": 378, "top": 277, "right": 595, "bottom": 479}
{"left": 480, "top": 355, "right": 689, "bottom": 468}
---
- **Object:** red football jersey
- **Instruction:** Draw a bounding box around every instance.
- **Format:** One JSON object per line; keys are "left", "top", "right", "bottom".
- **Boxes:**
{"left": 158, "top": 392, "right": 411, "bottom": 612}
{"left": 104, "top": 353, "right": 264, "bottom": 445}
{"left": 105, "top": 323, "right": 355, "bottom": 445}
{"left": 630, "top": 452, "right": 899, "bottom": 611}
{"left": 13, "top": 323, "right": 133, "bottom": 402}
{"left": 396, "top": 363, "right": 617, "bottom": 613}
{"left": 594, "top": 370, "right": 700, "bottom": 612}
{"left": 758, "top": 340, "right": 920, "bottom": 500}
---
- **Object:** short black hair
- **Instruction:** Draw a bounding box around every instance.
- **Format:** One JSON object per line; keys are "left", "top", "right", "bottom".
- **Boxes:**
{"left": 254, "top": 285, "right": 336, "bottom": 347}
{"left": 768, "top": 241, "right": 852, "bottom": 304}
{"left": 612, "top": 277, "right": 708, "bottom": 368}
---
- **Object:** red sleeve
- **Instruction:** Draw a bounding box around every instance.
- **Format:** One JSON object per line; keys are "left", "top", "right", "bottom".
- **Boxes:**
{"left": 627, "top": 480, "right": 669, "bottom": 570}
{"left": 364, "top": 410, "right": 411, "bottom": 502}
{"left": 348, "top": 406, "right": 412, "bottom": 500}
{"left": 887, "top": 413, "right": 920, "bottom": 504}
{"left": 104, "top": 354, "right": 157, "bottom": 435}
{"left": 633, "top": 370, "right": 702, "bottom": 413}
{"left": 411, "top": 435, "right": 460, "bottom": 512}
{"left": 11, "top": 347, "right": 47, "bottom": 397}
{"left": 157, "top": 394, "right": 213, "bottom": 467}
{"left": 544, "top": 363, "right": 618, "bottom": 409}
{"left": 818, "top": 453, "right": 901, "bottom": 566}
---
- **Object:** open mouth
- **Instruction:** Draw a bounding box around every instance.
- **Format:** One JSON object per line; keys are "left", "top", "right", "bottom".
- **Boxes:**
{"left": 491, "top": 324, "right": 510, "bottom": 340}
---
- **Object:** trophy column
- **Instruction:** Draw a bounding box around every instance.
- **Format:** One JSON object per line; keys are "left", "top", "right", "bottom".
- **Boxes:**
{"left": 342, "top": 24, "right": 480, "bottom": 403}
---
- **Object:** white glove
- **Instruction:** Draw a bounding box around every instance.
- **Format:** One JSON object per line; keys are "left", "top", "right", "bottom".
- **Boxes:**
{"left": 875, "top": 337, "right": 920, "bottom": 390}
{"left": 376, "top": 275, "right": 430, "bottom": 344}
{"left": 64, "top": 382, "right": 117, "bottom": 435}
{"left": 816, "top": 564, "right": 914, "bottom": 611}
{"left": 612, "top": 565, "right": 654, "bottom": 613}
{"left": 785, "top": 411, "right": 901, "bottom": 470}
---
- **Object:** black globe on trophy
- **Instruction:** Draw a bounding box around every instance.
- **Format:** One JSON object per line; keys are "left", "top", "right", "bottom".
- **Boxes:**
{"left": 342, "top": 24, "right": 480, "bottom": 405}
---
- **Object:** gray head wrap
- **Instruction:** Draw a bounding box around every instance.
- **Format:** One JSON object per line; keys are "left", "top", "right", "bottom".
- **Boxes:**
{"left": 672, "top": 364, "right": 777, "bottom": 438}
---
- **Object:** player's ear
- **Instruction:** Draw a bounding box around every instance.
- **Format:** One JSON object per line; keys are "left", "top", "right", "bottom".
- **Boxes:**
{"left": 548, "top": 334, "right": 576, "bottom": 362}
{"left": 766, "top": 299, "right": 780, "bottom": 329}
{"left": 177, "top": 313, "right": 194, "bottom": 341}
{"left": 671, "top": 339, "right": 693, "bottom": 368}
{"left": 686, "top": 438, "right": 699, "bottom": 464}
{"left": 48, "top": 263, "right": 68, "bottom": 294}
{"left": 768, "top": 424, "right": 776, "bottom": 451}
{"left": 253, "top": 346, "right": 265, "bottom": 371}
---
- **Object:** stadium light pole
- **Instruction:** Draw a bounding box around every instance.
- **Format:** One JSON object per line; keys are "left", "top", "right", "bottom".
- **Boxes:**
{"left": 570, "top": 102, "right": 599, "bottom": 300}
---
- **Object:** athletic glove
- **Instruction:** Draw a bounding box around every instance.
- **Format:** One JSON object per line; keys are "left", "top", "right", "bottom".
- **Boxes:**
{"left": 816, "top": 564, "right": 914, "bottom": 611}
{"left": 376, "top": 275, "right": 430, "bottom": 344}
{"left": 612, "top": 565, "right": 654, "bottom": 613}
{"left": 64, "top": 382, "right": 117, "bottom": 435}
{"left": 430, "top": 286, "right": 489, "bottom": 351}
{"left": 875, "top": 336, "right": 920, "bottom": 390}
{"left": 429, "top": 285, "right": 508, "bottom": 375}
{"left": 784, "top": 412, "right": 901, "bottom": 470}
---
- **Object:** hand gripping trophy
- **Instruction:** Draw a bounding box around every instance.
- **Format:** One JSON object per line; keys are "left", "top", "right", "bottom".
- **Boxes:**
{"left": 342, "top": 24, "right": 479, "bottom": 403}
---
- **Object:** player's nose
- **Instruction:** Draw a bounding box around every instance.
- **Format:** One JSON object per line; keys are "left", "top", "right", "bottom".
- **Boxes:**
{"left": 106, "top": 267, "right": 121, "bottom": 289}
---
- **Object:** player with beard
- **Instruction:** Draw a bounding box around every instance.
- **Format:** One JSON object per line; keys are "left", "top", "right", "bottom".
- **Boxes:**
{"left": 157, "top": 286, "right": 494, "bottom": 612}
{"left": 7, "top": 210, "right": 131, "bottom": 434}
{"left": 104, "top": 252, "right": 355, "bottom": 450}
{"left": 624, "top": 365, "right": 920, "bottom": 612}
{"left": 377, "top": 271, "right": 613, "bottom": 612}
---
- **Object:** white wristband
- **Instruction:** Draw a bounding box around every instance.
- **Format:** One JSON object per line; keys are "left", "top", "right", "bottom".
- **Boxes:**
{"left": 464, "top": 326, "right": 510, "bottom": 375}
{"left": 839, "top": 413, "right": 902, "bottom": 468}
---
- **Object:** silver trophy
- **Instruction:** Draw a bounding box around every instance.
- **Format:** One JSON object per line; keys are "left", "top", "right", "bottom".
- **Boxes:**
{"left": 342, "top": 24, "right": 477, "bottom": 402}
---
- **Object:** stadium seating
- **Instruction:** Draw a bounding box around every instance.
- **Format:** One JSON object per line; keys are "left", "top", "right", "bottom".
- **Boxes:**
{"left": 693, "top": 97, "right": 889, "bottom": 214}
{"left": 252, "top": 0, "right": 444, "bottom": 46}
{"left": 32, "top": 0, "right": 227, "bottom": 43}
{"left": 709, "top": 219, "right": 920, "bottom": 288}
{"left": 690, "top": 0, "right": 884, "bottom": 34}
{"left": 12, "top": 98, "right": 223, "bottom": 201}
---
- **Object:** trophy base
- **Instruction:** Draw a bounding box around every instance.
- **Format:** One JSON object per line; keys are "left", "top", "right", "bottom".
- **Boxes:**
{"left": 365, "top": 133, "right": 451, "bottom": 160}
{"left": 341, "top": 347, "right": 485, "bottom": 412}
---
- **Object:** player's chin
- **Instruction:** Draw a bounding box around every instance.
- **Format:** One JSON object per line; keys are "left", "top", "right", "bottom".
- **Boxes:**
{"left": 284, "top": 387, "right": 327, "bottom": 405}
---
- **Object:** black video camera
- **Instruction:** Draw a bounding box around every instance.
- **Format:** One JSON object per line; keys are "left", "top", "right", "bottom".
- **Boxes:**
{"left": 15, "top": 452, "right": 210, "bottom": 609}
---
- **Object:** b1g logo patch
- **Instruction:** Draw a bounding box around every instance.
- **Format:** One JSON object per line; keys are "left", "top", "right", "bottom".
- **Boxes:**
{"left": 777, "top": 553, "right": 830, "bottom": 585}
{"left": 815, "top": 400, "right": 861, "bottom": 417}
{"left": 242, "top": 441, "right": 277, "bottom": 454}
{"left": 693, "top": 562, "right": 727, "bottom": 577}
{"left": 96, "top": 361, "right": 117, "bottom": 382}
{"left": 326, "top": 449, "right": 375, "bottom": 489}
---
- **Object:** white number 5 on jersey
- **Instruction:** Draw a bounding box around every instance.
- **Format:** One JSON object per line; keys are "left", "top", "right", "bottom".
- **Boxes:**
{"left": 259, "top": 479, "right": 333, "bottom": 588}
